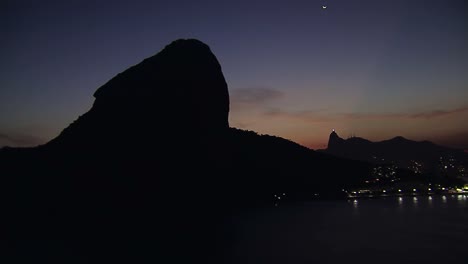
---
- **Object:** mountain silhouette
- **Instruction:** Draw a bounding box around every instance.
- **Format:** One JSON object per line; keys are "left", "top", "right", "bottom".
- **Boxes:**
{"left": 0, "top": 39, "right": 371, "bottom": 263}
{"left": 323, "top": 130, "right": 468, "bottom": 177}
{"left": 46, "top": 39, "right": 229, "bottom": 152}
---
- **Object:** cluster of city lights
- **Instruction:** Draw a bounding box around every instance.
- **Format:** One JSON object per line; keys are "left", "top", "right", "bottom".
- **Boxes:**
{"left": 273, "top": 193, "right": 286, "bottom": 206}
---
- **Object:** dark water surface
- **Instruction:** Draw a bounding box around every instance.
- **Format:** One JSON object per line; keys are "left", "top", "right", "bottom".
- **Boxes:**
{"left": 228, "top": 195, "right": 468, "bottom": 264}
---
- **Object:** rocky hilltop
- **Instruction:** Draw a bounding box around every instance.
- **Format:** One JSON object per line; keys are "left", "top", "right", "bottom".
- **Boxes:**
{"left": 47, "top": 39, "right": 229, "bottom": 151}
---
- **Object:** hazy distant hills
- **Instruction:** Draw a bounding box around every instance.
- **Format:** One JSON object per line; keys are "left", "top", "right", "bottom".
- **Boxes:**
{"left": 321, "top": 130, "right": 468, "bottom": 176}
{"left": 0, "top": 39, "right": 372, "bottom": 262}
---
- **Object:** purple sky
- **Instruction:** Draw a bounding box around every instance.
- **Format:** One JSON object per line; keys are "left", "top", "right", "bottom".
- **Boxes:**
{"left": 1, "top": 0, "right": 467, "bottom": 149}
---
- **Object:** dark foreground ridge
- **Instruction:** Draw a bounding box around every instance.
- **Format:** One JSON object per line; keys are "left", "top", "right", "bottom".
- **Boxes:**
{"left": 0, "top": 39, "right": 370, "bottom": 263}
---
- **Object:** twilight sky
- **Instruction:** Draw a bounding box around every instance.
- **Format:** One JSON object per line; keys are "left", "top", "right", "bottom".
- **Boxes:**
{"left": 1, "top": 0, "right": 467, "bottom": 149}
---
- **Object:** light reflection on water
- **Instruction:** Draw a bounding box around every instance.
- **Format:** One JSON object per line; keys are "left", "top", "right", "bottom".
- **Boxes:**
{"left": 348, "top": 194, "right": 468, "bottom": 209}
{"left": 234, "top": 195, "right": 468, "bottom": 264}
{"left": 349, "top": 195, "right": 460, "bottom": 210}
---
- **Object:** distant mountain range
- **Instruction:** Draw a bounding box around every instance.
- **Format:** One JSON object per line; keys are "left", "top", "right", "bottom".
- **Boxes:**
{"left": 320, "top": 130, "right": 468, "bottom": 177}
